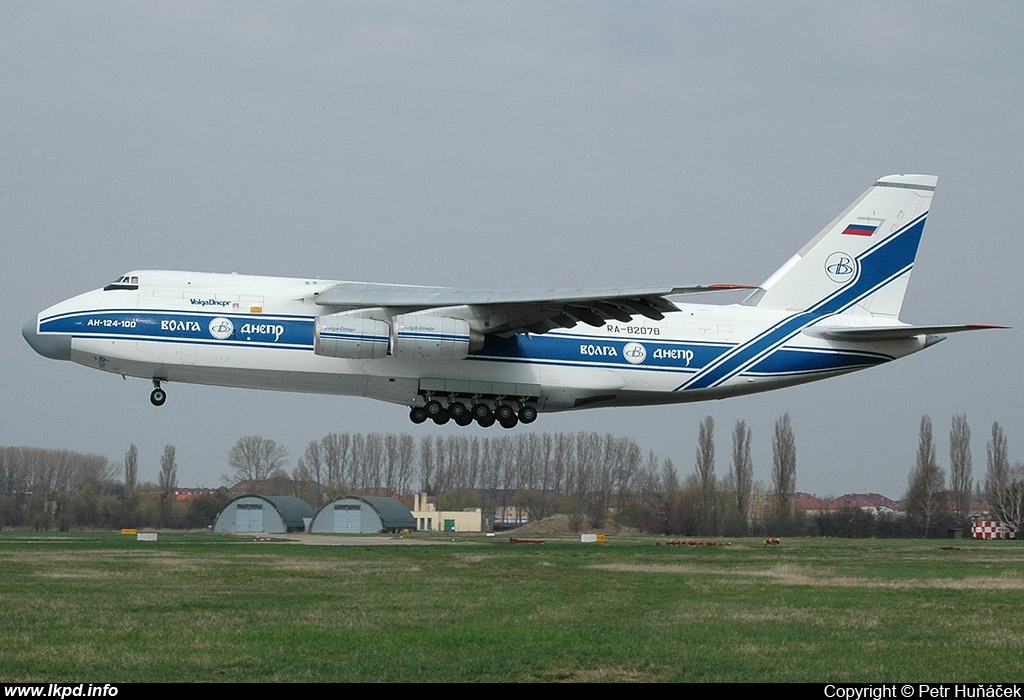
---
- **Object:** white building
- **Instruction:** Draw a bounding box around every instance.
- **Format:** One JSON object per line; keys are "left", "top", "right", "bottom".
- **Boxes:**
{"left": 410, "top": 492, "right": 482, "bottom": 532}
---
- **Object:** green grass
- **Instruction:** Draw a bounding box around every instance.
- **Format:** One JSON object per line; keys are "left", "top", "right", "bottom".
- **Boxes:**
{"left": 0, "top": 532, "right": 1021, "bottom": 682}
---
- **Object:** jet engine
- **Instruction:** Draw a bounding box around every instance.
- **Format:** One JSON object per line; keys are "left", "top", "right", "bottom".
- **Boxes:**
{"left": 391, "top": 313, "right": 483, "bottom": 360}
{"left": 314, "top": 312, "right": 389, "bottom": 359}
{"left": 316, "top": 311, "right": 485, "bottom": 361}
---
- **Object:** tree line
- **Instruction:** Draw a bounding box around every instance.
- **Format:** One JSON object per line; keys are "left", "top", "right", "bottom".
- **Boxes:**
{"left": 0, "top": 414, "right": 799, "bottom": 534}
{"left": 903, "top": 415, "right": 1024, "bottom": 538}
{"left": 228, "top": 418, "right": 798, "bottom": 534}
{"left": 0, "top": 444, "right": 223, "bottom": 530}
{"left": 2, "top": 413, "right": 1021, "bottom": 537}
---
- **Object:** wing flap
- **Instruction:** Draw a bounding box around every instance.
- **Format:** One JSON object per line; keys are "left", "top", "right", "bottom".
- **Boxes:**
{"left": 314, "top": 282, "right": 756, "bottom": 335}
{"left": 314, "top": 282, "right": 753, "bottom": 308}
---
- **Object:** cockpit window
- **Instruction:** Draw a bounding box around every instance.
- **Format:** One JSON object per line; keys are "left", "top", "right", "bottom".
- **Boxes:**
{"left": 103, "top": 274, "right": 140, "bottom": 291}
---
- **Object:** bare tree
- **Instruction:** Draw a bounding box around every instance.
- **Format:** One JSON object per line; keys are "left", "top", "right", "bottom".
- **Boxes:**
{"left": 731, "top": 420, "right": 753, "bottom": 533}
{"left": 550, "top": 433, "right": 570, "bottom": 502}
{"left": 695, "top": 416, "right": 716, "bottom": 534}
{"left": 986, "top": 422, "right": 1010, "bottom": 513}
{"left": 393, "top": 434, "right": 416, "bottom": 496}
{"left": 158, "top": 444, "right": 177, "bottom": 526}
{"left": 227, "top": 436, "right": 288, "bottom": 485}
{"left": 985, "top": 422, "right": 1024, "bottom": 532}
{"left": 949, "top": 414, "right": 973, "bottom": 525}
{"left": 363, "top": 433, "right": 384, "bottom": 490}
{"left": 904, "top": 415, "right": 946, "bottom": 537}
{"left": 995, "top": 466, "right": 1024, "bottom": 534}
{"left": 419, "top": 435, "right": 435, "bottom": 493}
{"left": 1, "top": 447, "right": 107, "bottom": 497}
{"left": 435, "top": 435, "right": 452, "bottom": 494}
{"left": 158, "top": 444, "right": 177, "bottom": 498}
{"left": 320, "top": 432, "right": 349, "bottom": 488}
{"left": 771, "top": 413, "right": 797, "bottom": 528}
{"left": 658, "top": 457, "right": 679, "bottom": 533}
{"left": 124, "top": 444, "right": 138, "bottom": 498}
{"left": 298, "top": 440, "right": 325, "bottom": 502}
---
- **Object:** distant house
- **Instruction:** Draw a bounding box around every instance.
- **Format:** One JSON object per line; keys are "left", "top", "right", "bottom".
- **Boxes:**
{"left": 213, "top": 495, "right": 314, "bottom": 533}
{"left": 310, "top": 496, "right": 416, "bottom": 534}
{"left": 173, "top": 487, "right": 220, "bottom": 502}
{"left": 410, "top": 493, "right": 483, "bottom": 533}
{"left": 828, "top": 493, "right": 901, "bottom": 514}
{"left": 793, "top": 492, "right": 829, "bottom": 515}
{"left": 793, "top": 492, "right": 902, "bottom": 516}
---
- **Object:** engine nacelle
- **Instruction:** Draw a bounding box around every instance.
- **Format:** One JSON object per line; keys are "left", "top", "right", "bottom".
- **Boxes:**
{"left": 314, "top": 312, "right": 389, "bottom": 359}
{"left": 391, "top": 313, "right": 480, "bottom": 360}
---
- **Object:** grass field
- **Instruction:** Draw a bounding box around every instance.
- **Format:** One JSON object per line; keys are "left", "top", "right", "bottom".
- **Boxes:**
{"left": 0, "top": 531, "right": 1021, "bottom": 683}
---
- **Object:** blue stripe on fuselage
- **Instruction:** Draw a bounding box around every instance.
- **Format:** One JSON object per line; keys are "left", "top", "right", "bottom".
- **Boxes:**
{"left": 748, "top": 346, "right": 890, "bottom": 375}
{"left": 38, "top": 309, "right": 315, "bottom": 349}
{"left": 472, "top": 330, "right": 889, "bottom": 379}
{"left": 474, "top": 333, "right": 729, "bottom": 373}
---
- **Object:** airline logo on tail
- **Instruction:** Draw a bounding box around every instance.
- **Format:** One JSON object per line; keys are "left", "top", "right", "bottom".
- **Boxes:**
{"left": 825, "top": 252, "right": 857, "bottom": 283}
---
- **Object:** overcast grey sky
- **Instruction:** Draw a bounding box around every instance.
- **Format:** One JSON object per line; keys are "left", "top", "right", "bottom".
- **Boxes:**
{"left": 3, "top": 1, "right": 1020, "bottom": 499}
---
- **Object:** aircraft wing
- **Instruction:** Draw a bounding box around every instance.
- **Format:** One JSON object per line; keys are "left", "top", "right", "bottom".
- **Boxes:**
{"left": 809, "top": 323, "right": 1008, "bottom": 341}
{"left": 315, "top": 282, "right": 755, "bottom": 334}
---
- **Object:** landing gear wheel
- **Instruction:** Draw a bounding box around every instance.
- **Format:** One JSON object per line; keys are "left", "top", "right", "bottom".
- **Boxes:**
{"left": 432, "top": 410, "right": 451, "bottom": 425}
{"left": 518, "top": 404, "right": 538, "bottom": 424}
{"left": 425, "top": 400, "right": 445, "bottom": 418}
{"left": 410, "top": 406, "right": 428, "bottom": 424}
{"left": 471, "top": 403, "right": 493, "bottom": 421}
{"left": 451, "top": 403, "right": 473, "bottom": 427}
{"left": 499, "top": 414, "right": 519, "bottom": 429}
{"left": 150, "top": 388, "right": 167, "bottom": 407}
{"left": 495, "top": 404, "right": 516, "bottom": 423}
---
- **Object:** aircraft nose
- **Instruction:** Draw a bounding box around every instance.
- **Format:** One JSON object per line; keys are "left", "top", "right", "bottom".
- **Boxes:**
{"left": 23, "top": 317, "right": 72, "bottom": 361}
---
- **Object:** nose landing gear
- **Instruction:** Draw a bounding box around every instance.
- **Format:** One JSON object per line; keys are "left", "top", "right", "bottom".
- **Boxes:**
{"left": 150, "top": 378, "right": 167, "bottom": 407}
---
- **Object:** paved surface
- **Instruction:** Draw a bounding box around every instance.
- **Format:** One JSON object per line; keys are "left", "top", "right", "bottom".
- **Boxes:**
{"left": 278, "top": 533, "right": 470, "bottom": 546}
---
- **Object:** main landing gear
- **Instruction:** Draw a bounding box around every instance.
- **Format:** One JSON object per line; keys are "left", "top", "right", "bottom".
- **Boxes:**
{"left": 409, "top": 397, "right": 538, "bottom": 429}
{"left": 150, "top": 378, "right": 167, "bottom": 407}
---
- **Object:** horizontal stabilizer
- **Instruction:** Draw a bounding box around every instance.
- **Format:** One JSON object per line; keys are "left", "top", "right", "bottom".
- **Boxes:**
{"left": 807, "top": 323, "right": 1008, "bottom": 342}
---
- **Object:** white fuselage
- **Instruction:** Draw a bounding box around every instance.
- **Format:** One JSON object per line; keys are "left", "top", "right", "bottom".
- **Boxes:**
{"left": 26, "top": 270, "right": 929, "bottom": 414}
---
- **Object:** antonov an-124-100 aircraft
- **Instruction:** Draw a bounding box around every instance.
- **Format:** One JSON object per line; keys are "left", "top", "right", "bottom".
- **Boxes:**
{"left": 24, "top": 174, "right": 1005, "bottom": 428}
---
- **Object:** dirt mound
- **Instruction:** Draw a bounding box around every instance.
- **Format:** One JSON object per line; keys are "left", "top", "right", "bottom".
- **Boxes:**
{"left": 506, "top": 514, "right": 577, "bottom": 534}
{"left": 506, "top": 514, "right": 639, "bottom": 534}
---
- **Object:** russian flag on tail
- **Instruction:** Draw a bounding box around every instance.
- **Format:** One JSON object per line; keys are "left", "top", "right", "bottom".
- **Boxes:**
{"left": 842, "top": 222, "right": 878, "bottom": 236}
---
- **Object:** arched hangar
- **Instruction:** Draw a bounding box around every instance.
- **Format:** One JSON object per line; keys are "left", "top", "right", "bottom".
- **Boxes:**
{"left": 214, "top": 495, "right": 314, "bottom": 534}
{"left": 311, "top": 496, "right": 416, "bottom": 534}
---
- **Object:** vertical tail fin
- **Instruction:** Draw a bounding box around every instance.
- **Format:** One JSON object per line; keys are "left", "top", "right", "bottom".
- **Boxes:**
{"left": 749, "top": 174, "right": 937, "bottom": 318}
